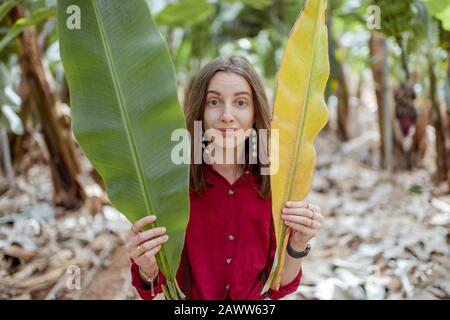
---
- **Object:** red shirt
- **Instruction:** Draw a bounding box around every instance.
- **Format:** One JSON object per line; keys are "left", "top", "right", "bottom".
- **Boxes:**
{"left": 131, "top": 164, "right": 302, "bottom": 300}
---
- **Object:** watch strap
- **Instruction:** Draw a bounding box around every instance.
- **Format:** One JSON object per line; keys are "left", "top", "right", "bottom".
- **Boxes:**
{"left": 287, "top": 241, "right": 311, "bottom": 259}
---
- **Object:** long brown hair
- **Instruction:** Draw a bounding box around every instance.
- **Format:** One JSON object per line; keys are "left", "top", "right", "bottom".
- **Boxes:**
{"left": 183, "top": 56, "right": 272, "bottom": 199}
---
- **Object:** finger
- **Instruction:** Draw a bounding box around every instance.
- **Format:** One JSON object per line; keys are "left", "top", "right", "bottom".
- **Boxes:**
{"left": 126, "top": 230, "right": 135, "bottom": 243}
{"left": 314, "top": 212, "right": 324, "bottom": 223}
{"left": 308, "top": 203, "right": 322, "bottom": 214}
{"left": 308, "top": 206, "right": 324, "bottom": 224}
{"left": 286, "top": 200, "right": 308, "bottom": 208}
{"left": 282, "top": 207, "right": 314, "bottom": 218}
{"left": 132, "top": 226, "right": 167, "bottom": 247}
{"left": 283, "top": 215, "right": 322, "bottom": 230}
{"left": 312, "top": 220, "right": 322, "bottom": 230}
{"left": 132, "top": 215, "right": 157, "bottom": 234}
{"left": 134, "top": 244, "right": 162, "bottom": 267}
{"left": 282, "top": 214, "right": 313, "bottom": 227}
{"left": 133, "top": 235, "right": 168, "bottom": 260}
{"left": 284, "top": 221, "right": 318, "bottom": 237}
{"left": 285, "top": 216, "right": 322, "bottom": 230}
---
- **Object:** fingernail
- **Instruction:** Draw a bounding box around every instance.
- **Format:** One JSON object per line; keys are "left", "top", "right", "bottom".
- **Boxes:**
{"left": 282, "top": 208, "right": 287, "bottom": 213}
{"left": 286, "top": 201, "right": 291, "bottom": 206}
{"left": 163, "top": 235, "right": 169, "bottom": 240}
{"left": 161, "top": 227, "right": 166, "bottom": 232}
{"left": 151, "top": 215, "right": 156, "bottom": 219}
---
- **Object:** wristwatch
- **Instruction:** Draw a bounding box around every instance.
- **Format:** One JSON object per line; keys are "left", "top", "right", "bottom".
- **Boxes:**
{"left": 287, "top": 240, "right": 311, "bottom": 259}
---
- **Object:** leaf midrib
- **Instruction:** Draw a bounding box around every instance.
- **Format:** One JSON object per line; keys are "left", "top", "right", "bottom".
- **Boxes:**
{"left": 91, "top": 1, "right": 154, "bottom": 217}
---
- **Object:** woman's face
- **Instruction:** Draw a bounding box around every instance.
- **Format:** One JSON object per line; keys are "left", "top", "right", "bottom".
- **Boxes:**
{"left": 203, "top": 71, "right": 255, "bottom": 150}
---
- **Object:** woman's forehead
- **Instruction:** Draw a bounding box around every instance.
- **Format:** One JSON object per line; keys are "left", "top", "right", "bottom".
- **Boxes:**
{"left": 207, "top": 71, "right": 252, "bottom": 95}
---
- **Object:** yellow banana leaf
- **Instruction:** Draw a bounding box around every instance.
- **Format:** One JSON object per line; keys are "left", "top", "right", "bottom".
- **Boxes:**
{"left": 264, "top": 0, "right": 329, "bottom": 292}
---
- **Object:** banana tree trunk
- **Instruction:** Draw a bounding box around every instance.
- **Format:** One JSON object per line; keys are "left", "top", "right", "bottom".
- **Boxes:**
{"left": 0, "top": 128, "right": 14, "bottom": 185}
{"left": 60, "top": 77, "right": 70, "bottom": 105}
{"left": 327, "top": 13, "right": 349, "bottom": 141}
{"left": 446, "top": 33, "right": 450, "bottom": 187}
{"left": 396, "top": 35, "right": 410, "bottom": 83}
{"left": 369, "top": 32, "right": 387, "bottom": 167}
{"left": 11, "top": 5, "right": 85, "bottom": 209}
{"left": 428, "top": 53, "right": 448, "bottom": 182}
{"left": 12, "top": 76, "right": 31, "bottom": 165}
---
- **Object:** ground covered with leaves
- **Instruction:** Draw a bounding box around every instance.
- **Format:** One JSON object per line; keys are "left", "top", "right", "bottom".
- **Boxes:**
{"left": 0, "top": 130, "right": 449, "bottom": 300}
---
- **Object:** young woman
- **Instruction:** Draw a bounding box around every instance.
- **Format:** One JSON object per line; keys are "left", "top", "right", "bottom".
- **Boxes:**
{"left": 126, "top": 56, "right": 324, "bottom": 300}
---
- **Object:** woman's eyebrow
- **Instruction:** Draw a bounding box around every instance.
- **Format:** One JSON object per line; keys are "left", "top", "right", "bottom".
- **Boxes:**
{"left": 234, "top": 91, "right": 251, "bottom": 96}
{"left": 207, "top": 90, "right": 251, "bottom": 96}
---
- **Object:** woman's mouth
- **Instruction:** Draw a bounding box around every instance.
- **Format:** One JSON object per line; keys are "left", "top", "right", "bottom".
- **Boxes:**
{"left": 217, "top": 128, "right": 238, "bottom": 137}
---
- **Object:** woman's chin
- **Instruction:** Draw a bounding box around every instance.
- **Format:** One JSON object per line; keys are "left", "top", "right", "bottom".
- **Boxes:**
{"left": 212, "top": 139, "right": 246, "bottom": 150}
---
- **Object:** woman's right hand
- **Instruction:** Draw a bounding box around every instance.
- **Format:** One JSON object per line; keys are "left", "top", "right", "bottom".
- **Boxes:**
{"left": 125, "top": 215, "right": 169, "bottom": 279}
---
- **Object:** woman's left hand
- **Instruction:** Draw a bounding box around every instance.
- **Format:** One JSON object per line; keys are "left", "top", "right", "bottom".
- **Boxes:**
{"left": 281, "top": 199, "right": 324, "bottom": 250}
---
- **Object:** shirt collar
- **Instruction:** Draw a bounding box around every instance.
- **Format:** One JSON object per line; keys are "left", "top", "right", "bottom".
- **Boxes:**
{"left": 203, "top": 163, "right": 259, "bottom": 188}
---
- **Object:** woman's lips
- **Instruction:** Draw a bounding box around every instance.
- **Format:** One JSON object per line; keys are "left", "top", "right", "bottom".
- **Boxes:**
{"left": 217, "top": 128, "right": 237, "bottom": 137}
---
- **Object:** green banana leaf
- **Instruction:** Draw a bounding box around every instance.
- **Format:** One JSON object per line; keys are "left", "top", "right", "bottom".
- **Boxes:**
{"left": 57, "top": 0, "right": 190, "bottom": 299}
{"left": 422, "top": 0, "right": 450, "bottom": 30}
{"left": 222, "top": 0, "right": 273, "bottom": 10}
{"left": 155, "top": 0, "right": 215, "bottom": 27}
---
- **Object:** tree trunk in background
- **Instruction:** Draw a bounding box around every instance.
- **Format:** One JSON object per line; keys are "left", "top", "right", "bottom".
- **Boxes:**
{"left": 336, "top": 65, "right": 350, "bottom": 141}
{"left": 412, "top": 102, "right": 430, "bottom": 168}
{"left": 370, "top": 33, "right": 426, "bottom": 171}
{"left": 428, "top": 55, "right": 448, "bottom": 182}
{"left": 0, "top": 128, "right": 14, "bottom": 185}
{"left": 396, "top": 35, "right": 410, "bottom": 83}
{"left": 11, "top": 6, "right": 85, "bottom": 209}
{"left": 446, "top": 32, "right": 450, "bottom": 187}
{"left": 391, "top": 32, "right": 418, "bottom": 171}
{"left": 327, "top": 13, "right": 350, "bottom": 141}
{"left": 60, "top": 77, "right": 70, "bottom": 105}
{"left": 12, "top": 76, "right": 31, "bottom": 165}
{"left": 369, "top": 32, "right": 386, "bottom": 167}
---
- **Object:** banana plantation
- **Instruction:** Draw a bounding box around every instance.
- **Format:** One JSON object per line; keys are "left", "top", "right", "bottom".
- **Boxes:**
{"left": 0, "top": 0, "right": 449, "bottom": 301}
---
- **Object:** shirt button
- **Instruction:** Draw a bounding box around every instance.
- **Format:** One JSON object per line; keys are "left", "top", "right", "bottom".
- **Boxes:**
{"left": 226, "top": 258, "right": 232, "bottom": 264}
{"left": 228, "top": 234, "right": 234, "bottom": 241}
{"left": 225, "top": 284, "right": 230, "bottom": 290}
{"left": 228, "top": 189, "right": 234, "bottom": 195}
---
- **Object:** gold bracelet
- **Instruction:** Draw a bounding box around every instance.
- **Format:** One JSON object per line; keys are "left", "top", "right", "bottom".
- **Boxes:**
{"left": 139, "top": 267, "right": 158, "bottom": 296}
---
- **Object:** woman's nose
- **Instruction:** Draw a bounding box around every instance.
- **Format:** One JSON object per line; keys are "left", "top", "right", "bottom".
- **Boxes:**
{"left": 220, "top": 104, "right": 234, "bottom": 123}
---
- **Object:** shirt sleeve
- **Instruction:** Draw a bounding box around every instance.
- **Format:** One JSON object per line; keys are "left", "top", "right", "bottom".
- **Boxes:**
{"left": 263, "top": 226, "right": 303, "bottom": 300}
{"left": 266, "top": 268, "right": 303, "bottom": 300}
{"left": 130, "top": 258, "right": 166, "bottom": 300}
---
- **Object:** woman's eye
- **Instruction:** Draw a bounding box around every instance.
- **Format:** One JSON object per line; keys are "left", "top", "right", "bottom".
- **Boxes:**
{"left": 237, "top": 100, "right": 247, "bottom": 107}
{"left": 208, "top": 99, "right": 219, "bottom": 106}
